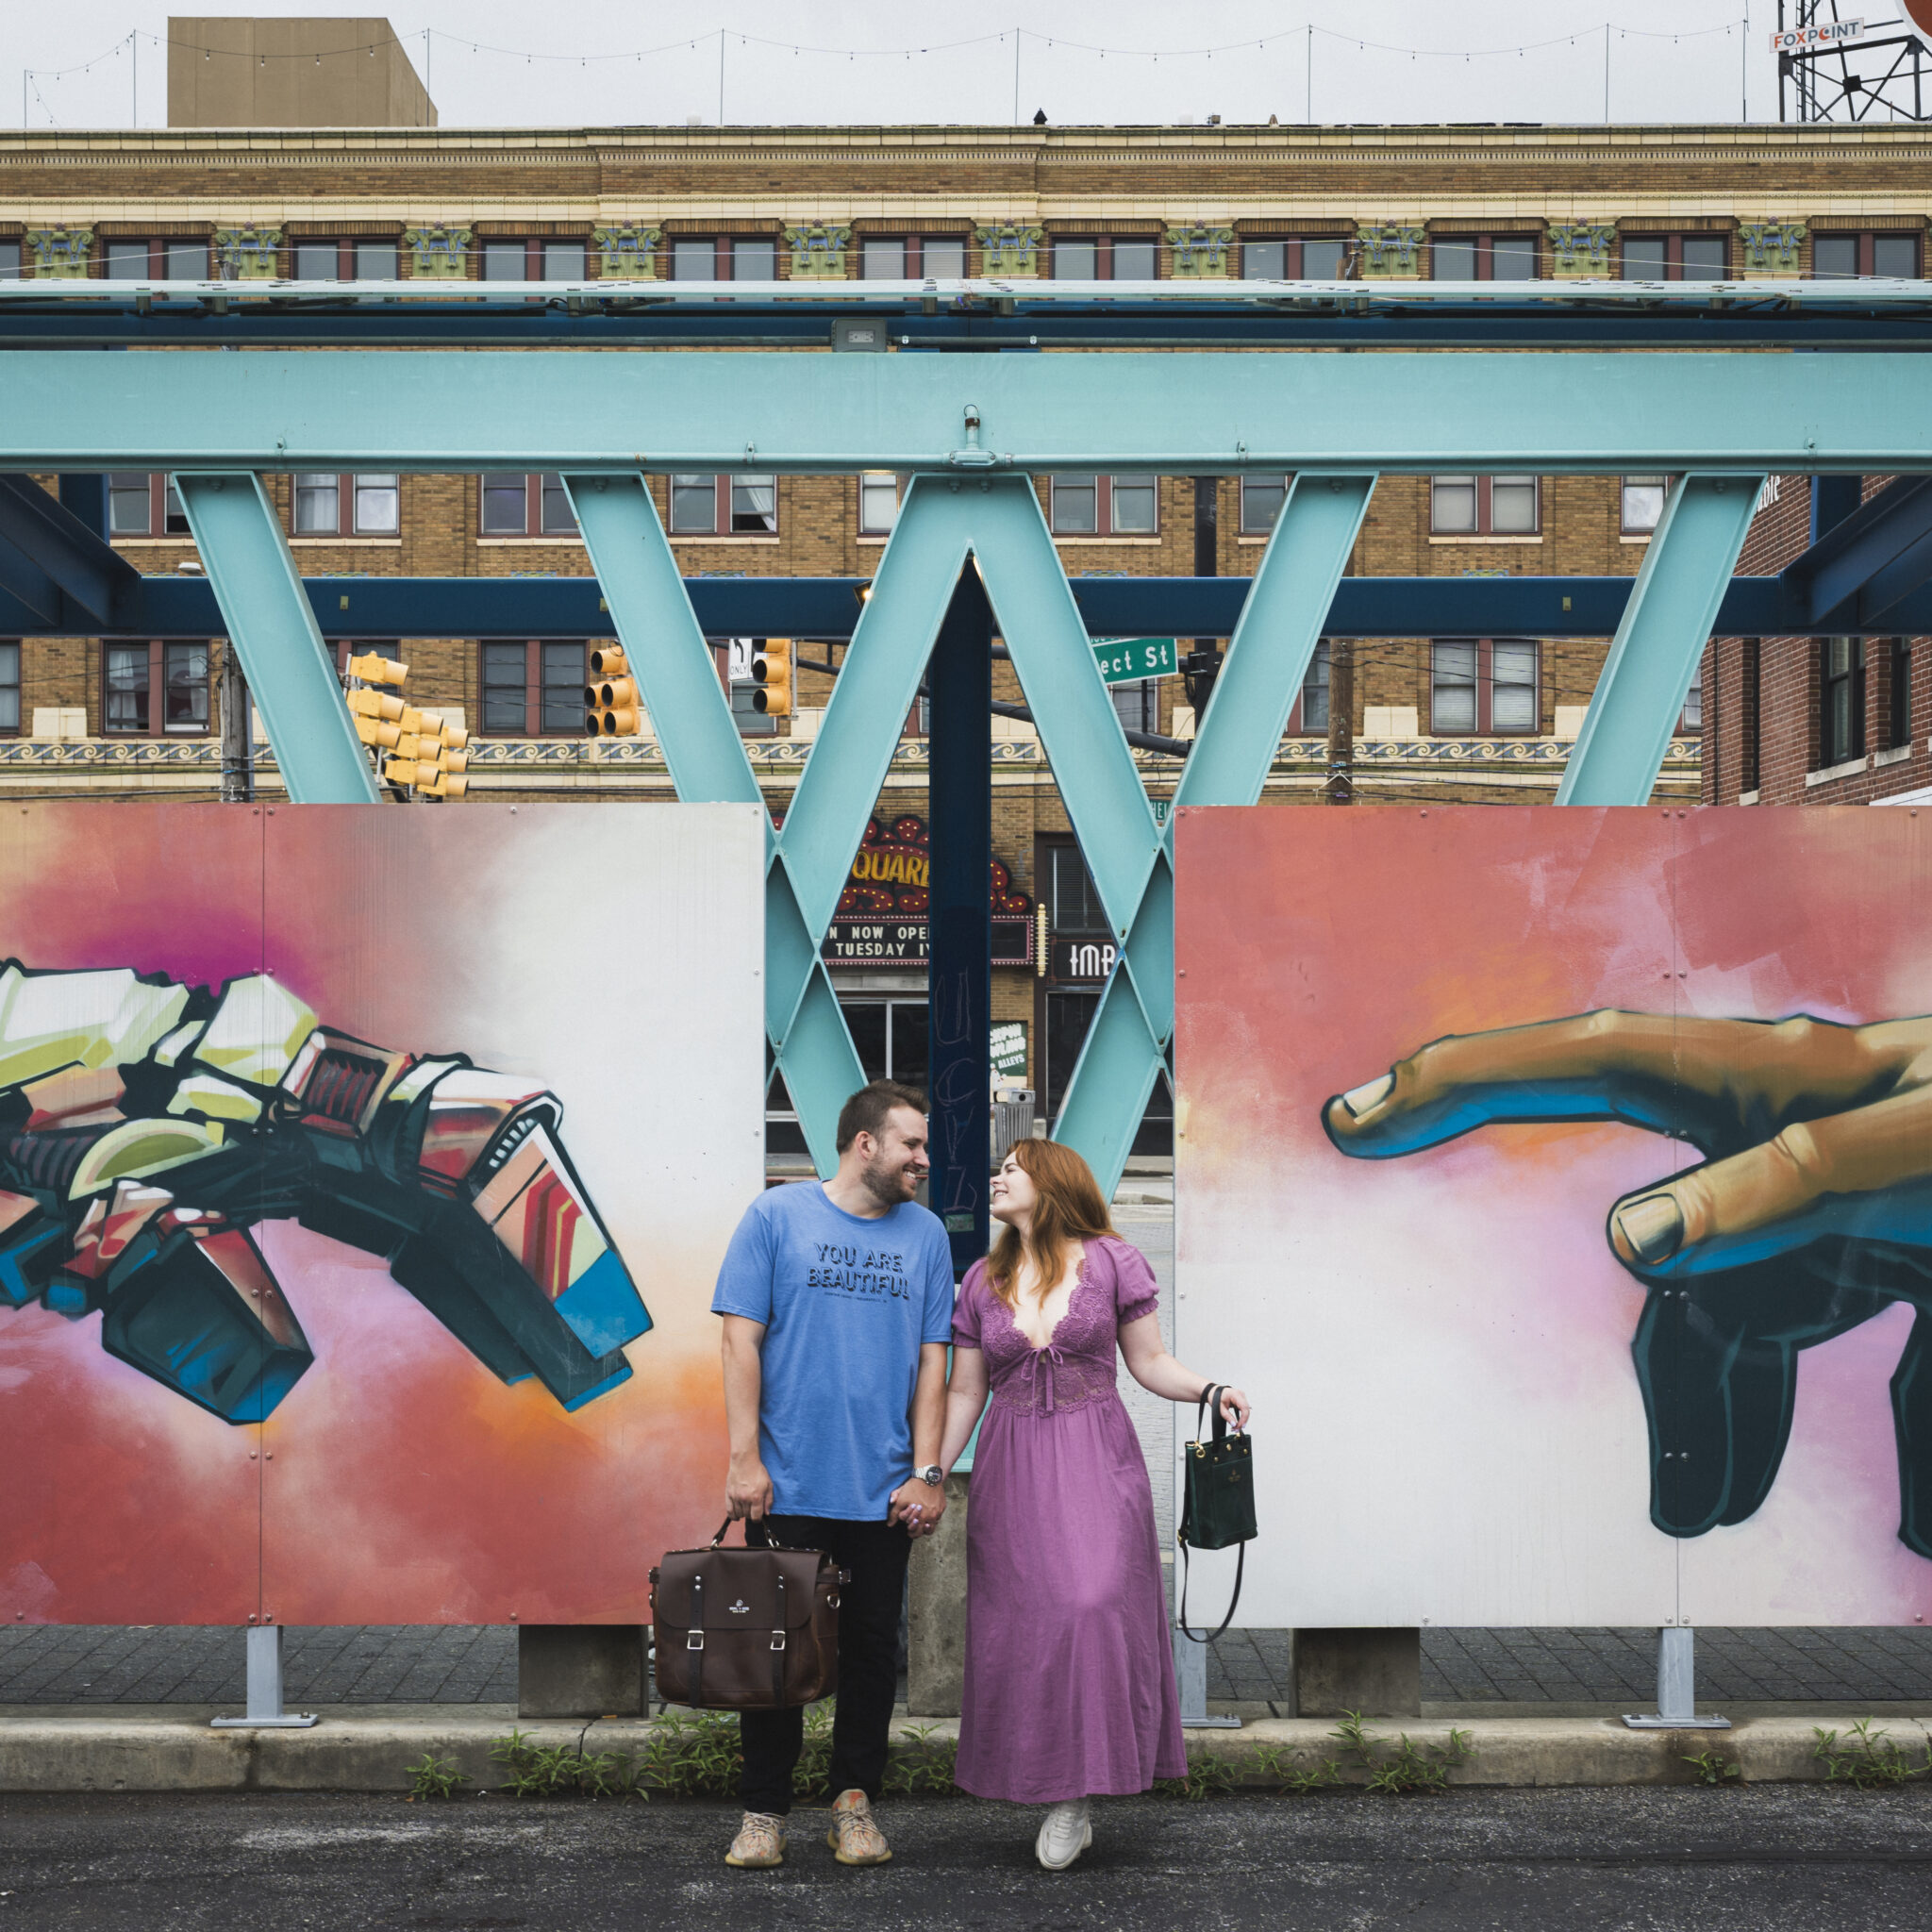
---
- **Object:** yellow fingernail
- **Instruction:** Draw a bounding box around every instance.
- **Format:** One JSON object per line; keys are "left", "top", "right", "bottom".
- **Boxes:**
{"left": 1341, "top": 1074, "right": 1393, "bottom": 1119}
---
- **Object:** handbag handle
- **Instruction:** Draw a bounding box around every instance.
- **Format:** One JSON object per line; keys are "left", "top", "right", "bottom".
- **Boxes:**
{"left": 1194, "top": 1383, "right": 1229, "bottom": 1446}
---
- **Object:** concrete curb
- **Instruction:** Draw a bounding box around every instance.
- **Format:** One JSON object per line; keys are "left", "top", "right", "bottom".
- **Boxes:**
{"left": 2, "top": 1710, "right": 1922, "bottom": 1794}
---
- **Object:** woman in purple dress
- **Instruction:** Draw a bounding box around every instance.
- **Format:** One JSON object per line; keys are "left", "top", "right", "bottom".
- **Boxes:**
{"left": 934, "top": 1139, "right": 1251, "bottom": 1871}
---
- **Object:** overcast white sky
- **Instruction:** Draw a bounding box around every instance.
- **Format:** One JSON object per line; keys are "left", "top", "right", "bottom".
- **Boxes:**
{"left": 4, "top": 3, "right": 1901, "bottom": 130}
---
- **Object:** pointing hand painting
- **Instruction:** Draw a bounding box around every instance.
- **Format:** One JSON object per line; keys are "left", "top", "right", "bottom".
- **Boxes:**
{"left": 1324, "top": 1011, "right": 1932, "bottom": 1557}
{"left": 0, "top": 964, "right": 650, "bottom": 1424}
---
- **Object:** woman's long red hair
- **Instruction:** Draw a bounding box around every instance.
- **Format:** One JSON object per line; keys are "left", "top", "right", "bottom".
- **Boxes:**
{"left": 986, "top": 1139, "right": 1118, "bottom": 1307}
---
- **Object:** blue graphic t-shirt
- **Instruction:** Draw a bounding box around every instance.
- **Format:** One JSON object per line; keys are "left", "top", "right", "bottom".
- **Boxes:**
{"left": 711, "top": 1181, "right": 956, "bottom": 1520}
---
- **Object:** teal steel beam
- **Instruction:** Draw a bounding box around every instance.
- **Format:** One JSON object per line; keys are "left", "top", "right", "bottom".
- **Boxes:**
{"left": 560, "top": 472, "right": 862, "bottom": 1174}
{"left": 174, "top": 472, "right": 378, "bottom": 805}
{"left": 1557, "top": 472, "right": 1765, "bottom": 808}
{"left": 1052, "top": 474, "right": 1376, "bottom": 1194}
{"left": 8, "top": 352, "right": 1932, "bottom": 474}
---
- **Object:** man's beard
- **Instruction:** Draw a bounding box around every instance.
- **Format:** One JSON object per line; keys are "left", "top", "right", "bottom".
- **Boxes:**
{"left": 859, "top": 1149, "right": 913, "bottom": 1209}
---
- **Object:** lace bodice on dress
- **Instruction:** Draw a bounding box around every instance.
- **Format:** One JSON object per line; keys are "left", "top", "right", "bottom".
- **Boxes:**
{"left": 954, "top": 1236, "right": 1160, "bottom": 1415}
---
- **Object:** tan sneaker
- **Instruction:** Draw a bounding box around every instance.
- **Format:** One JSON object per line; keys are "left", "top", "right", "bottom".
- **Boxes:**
{"left": 825, "top": 1788, "right": 892, "bottom": 1866}
{"left": 724, "top": 1811, "right": 787, "bottom": 1869}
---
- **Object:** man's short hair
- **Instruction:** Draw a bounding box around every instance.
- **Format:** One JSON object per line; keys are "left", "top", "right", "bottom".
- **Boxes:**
{"left": 836, "top": 1080, "right": 927, "bottom": 1154}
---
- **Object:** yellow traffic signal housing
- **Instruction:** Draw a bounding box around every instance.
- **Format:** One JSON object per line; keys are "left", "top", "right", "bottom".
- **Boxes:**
{"left": 751, "top": 638, "right": 793, "bottom": 716}
{"left": 585, "top": 646, "right": 642, "bottom": 736}
{"left": 345, "top": 652, "right": 408, "bottom": 687}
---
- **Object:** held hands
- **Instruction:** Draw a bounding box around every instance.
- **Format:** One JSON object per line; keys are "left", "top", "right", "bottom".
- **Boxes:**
{"left": 888, "top": 1476, "right": 947, "bottom": 1540}
{"left": 725, "top": 1453, "right": 774, "bottom": 1523}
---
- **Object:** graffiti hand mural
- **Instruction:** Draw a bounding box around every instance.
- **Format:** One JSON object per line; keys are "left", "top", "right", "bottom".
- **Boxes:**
{"left": 1324, "top": 1010, "right": 1932, "bottom": 1557}
{"left": 0, "top": 964, "right": 650, "bottom": 1424}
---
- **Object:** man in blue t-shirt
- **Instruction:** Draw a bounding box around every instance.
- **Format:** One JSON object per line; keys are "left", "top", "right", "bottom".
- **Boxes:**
{"left": 710, "top": 1079, "right": 955, "bottom": 1872}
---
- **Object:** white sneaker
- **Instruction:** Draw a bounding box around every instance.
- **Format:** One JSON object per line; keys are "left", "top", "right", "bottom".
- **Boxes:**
{"left": 1035, "top": 1798, "right": 1091, "bottom": 1871}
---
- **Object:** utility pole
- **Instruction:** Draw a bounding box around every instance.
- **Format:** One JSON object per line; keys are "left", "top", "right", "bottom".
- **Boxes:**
{"left": 220, "top": 644, "right": 255, "bottom": 803}
{"left": 1323, "top": 638, "right": 1355, "bottom": 805}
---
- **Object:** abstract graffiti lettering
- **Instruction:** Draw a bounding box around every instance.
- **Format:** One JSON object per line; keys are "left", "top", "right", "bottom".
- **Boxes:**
{"left": 0, "top": 963, "right": 650, "bottom": 1423}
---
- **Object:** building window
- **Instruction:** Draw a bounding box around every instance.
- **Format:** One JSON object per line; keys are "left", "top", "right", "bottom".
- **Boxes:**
{"left": 1241, "top": 237, "right": 1346, "bottom": 279}
{"left": 839, "top": 997, "right": 931, "bottom": 1094}
{"left": 1680, "top": 664, "right": 1703, "bottom": 734}
{"left": 1623, "top": 475, "right": 1670, "bottom": 535}
{"left": 1819, "top": 637, "right": 1865, "bottom": 767}
{"left": 478, "top": 474, "right": 578, "bottom": 538}
{"left": 1889, "top": 639, "right": 1913, "bottom": 750}
{"left": 0, "top": 641, "right": 19, "bottom": 733}
{"left": 1051, "top": 237, "right": 1158, "bottom": 279}
{"left": 860, "top": 237, "right": 967, "bottom": 278}
{"left": 1241, "top": 475, "right": 1290, "bottom": 535}
{"left": 1621, "top": 234, "right": 1729, "bottom": 281}
{"left": 0, "top": 242, "right": 19, "bottom": 280}
{"left": 1050, "top": 475, "right": 1158, "bottom": 537}
{"left": 858, "top": 472, "right": 902, "bottom": 535}
{"left": 1431, "top": 639, "right": 1540, "bottom": 736}
{"left": 107, "top": 475, "right": 190, "bottom": 539}
{"left": 479, "top": 641, "right": 587, "bottom": 735}
{"left": 668, "top": 475, "right": 778, "bottom": 538}
{"left": 1299, "top": 641, "right": 1331, "bottom": 732}
{"left": 1812, "top": 233, "right": 1921, "bottom": 280}
{"left": 671, "top": 237, "right": 777, "bottom": 280}
{"left": 104, "top": 238, "right": 209, "bottom": 279}
{"left": 482, "top": 239, "right": 588, "bottom": 281}
{"left": 1431, "top": 234, "right": 1539, "bottom": 280}
{"left": 292, "top": 474, "right": 400, "bottom": 538}
{"left": 292, "top": 240, "right": 399, "bottom": 279}
{"left": 1111, "top": 680, "right": 1158, "bottom": 735}
{"left": 1431, "top": 475, "right": 1540, "bottom": 536}
{"left": 104, "top": 642, "right": 208, "bottom": 734}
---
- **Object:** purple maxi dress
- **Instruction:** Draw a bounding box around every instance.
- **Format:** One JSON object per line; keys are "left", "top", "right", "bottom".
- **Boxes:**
{"left": 950, "top": 1235, "right": 1187, "bottom": 1803}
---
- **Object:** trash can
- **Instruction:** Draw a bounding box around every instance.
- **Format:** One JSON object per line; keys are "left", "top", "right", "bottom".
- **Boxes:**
{"left": 991, "top": 1088, "right": 1036, "bottom": 1165}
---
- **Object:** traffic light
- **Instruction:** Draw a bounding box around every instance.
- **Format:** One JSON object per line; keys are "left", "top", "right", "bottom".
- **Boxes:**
{"left": 584, "top": 644, "right": 641, "bottom": 737}
{"left": 342, "top": 650, "right": 468, "bottom": 799}
{"left": 751, "top": 638, "right": 793, "bottom": 716}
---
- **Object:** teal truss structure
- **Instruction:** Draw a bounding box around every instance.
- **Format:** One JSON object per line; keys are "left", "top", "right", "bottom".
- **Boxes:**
{"left": 3, "top": 311, "right": 1929, "bottom": 1226}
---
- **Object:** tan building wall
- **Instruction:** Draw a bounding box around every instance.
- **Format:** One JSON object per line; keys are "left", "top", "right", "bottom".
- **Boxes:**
{"left": 166, "top": 17, "right": 436, "bottom": 130}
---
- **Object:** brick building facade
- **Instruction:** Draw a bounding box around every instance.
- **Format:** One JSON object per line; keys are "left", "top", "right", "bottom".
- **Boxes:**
{"left": 4, "top": 115, "right": 1926, "bottom": 1124}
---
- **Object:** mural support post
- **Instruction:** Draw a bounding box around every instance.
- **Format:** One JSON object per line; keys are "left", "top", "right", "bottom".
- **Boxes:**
{"left": 1623, "top": 1627, "right": 1730, "bottom": 1730}
{"left": 926, "top": 567, "right": 993, "bottom": 1275}
{"left": 209, "top": 1626, "right": 317, "bottom": 1729}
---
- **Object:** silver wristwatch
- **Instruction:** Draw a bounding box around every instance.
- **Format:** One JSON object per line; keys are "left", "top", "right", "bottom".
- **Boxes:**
{"left": 914, "top": 1463, "right": 943, "bottom": 1487}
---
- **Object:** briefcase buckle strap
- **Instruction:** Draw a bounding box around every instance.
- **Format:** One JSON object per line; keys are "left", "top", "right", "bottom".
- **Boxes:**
{"left": 687, "top": 1630, "right": 705, "bottom": 1651}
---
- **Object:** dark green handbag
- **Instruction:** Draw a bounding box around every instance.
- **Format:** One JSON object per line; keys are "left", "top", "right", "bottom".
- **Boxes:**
{"left": 1177, "top": 1385, "right": 1257, "bottom": 1643}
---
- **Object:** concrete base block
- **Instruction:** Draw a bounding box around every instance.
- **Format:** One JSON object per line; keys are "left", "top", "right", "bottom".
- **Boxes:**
{"left": 516, "top": 1625, "right": 647, "bottom": 1719}
{"left": 1292, "top": 1628, "right": 1422, "bottom": 1718}
{"left": 906, "top": 1473, "right": 970, "bottom": 1717}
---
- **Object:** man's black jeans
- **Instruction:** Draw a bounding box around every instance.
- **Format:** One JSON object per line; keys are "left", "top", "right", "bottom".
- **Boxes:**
{"left": 738, "top": 1514, "right": 910, "bottom": 1817}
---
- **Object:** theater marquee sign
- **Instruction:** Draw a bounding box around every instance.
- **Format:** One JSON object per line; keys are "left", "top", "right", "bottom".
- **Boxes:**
{"left": 820, "top": 814, "right": 1034, "bottom": 966}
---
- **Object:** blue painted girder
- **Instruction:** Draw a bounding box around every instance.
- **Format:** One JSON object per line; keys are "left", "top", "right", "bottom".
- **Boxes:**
{"left": 174, "top": 473, "right": 379, "bottom": 805}
{"left": 6, "top": 351, "right": 1932, "bottom": 473}
{"left": 22, "top": 571, "right": 1932, "bottom": 644}
{"left": 1557, "top": 474, "right": 1764, "bottom": 808}
{"left": 1784, "top": 475, "right": 1932, "bottom": 632}
{"left": 1054, "top": 475, "right": 1376, "bottom": 1196}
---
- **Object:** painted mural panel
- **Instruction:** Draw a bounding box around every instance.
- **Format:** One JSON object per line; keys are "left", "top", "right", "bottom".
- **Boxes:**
{"left": 1174, "top": 807, "right": 1932, "bottom": 1627}
{"left": 0, "top": 803, "right": 763, "bottom": 1624}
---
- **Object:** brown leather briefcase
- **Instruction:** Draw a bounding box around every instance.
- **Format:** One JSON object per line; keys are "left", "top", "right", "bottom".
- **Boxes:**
{"left": 651, "top": 1519, "right": 844, "bottom": 1710}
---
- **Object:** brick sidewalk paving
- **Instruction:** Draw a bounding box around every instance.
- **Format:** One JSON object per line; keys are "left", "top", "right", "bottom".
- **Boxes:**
{"left": 7, "top": 1624, "right": 1932, "bottom": 1707}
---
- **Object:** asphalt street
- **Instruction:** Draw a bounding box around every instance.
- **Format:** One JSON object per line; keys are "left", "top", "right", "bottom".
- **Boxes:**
{"left": 5, "top": 1787, "right": 1932, "bottom": 1931}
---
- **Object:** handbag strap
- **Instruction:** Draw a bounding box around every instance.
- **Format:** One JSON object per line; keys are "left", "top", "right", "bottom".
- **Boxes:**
{"left": 691, "top": 1568, "right": 706, "bottom": 1703}
{"left": 1176, "top": 1537, "right": 1244, "bottom": 1645}
{"left": 1194, "top": 1383, "right": 1228, "bottom": 1448}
